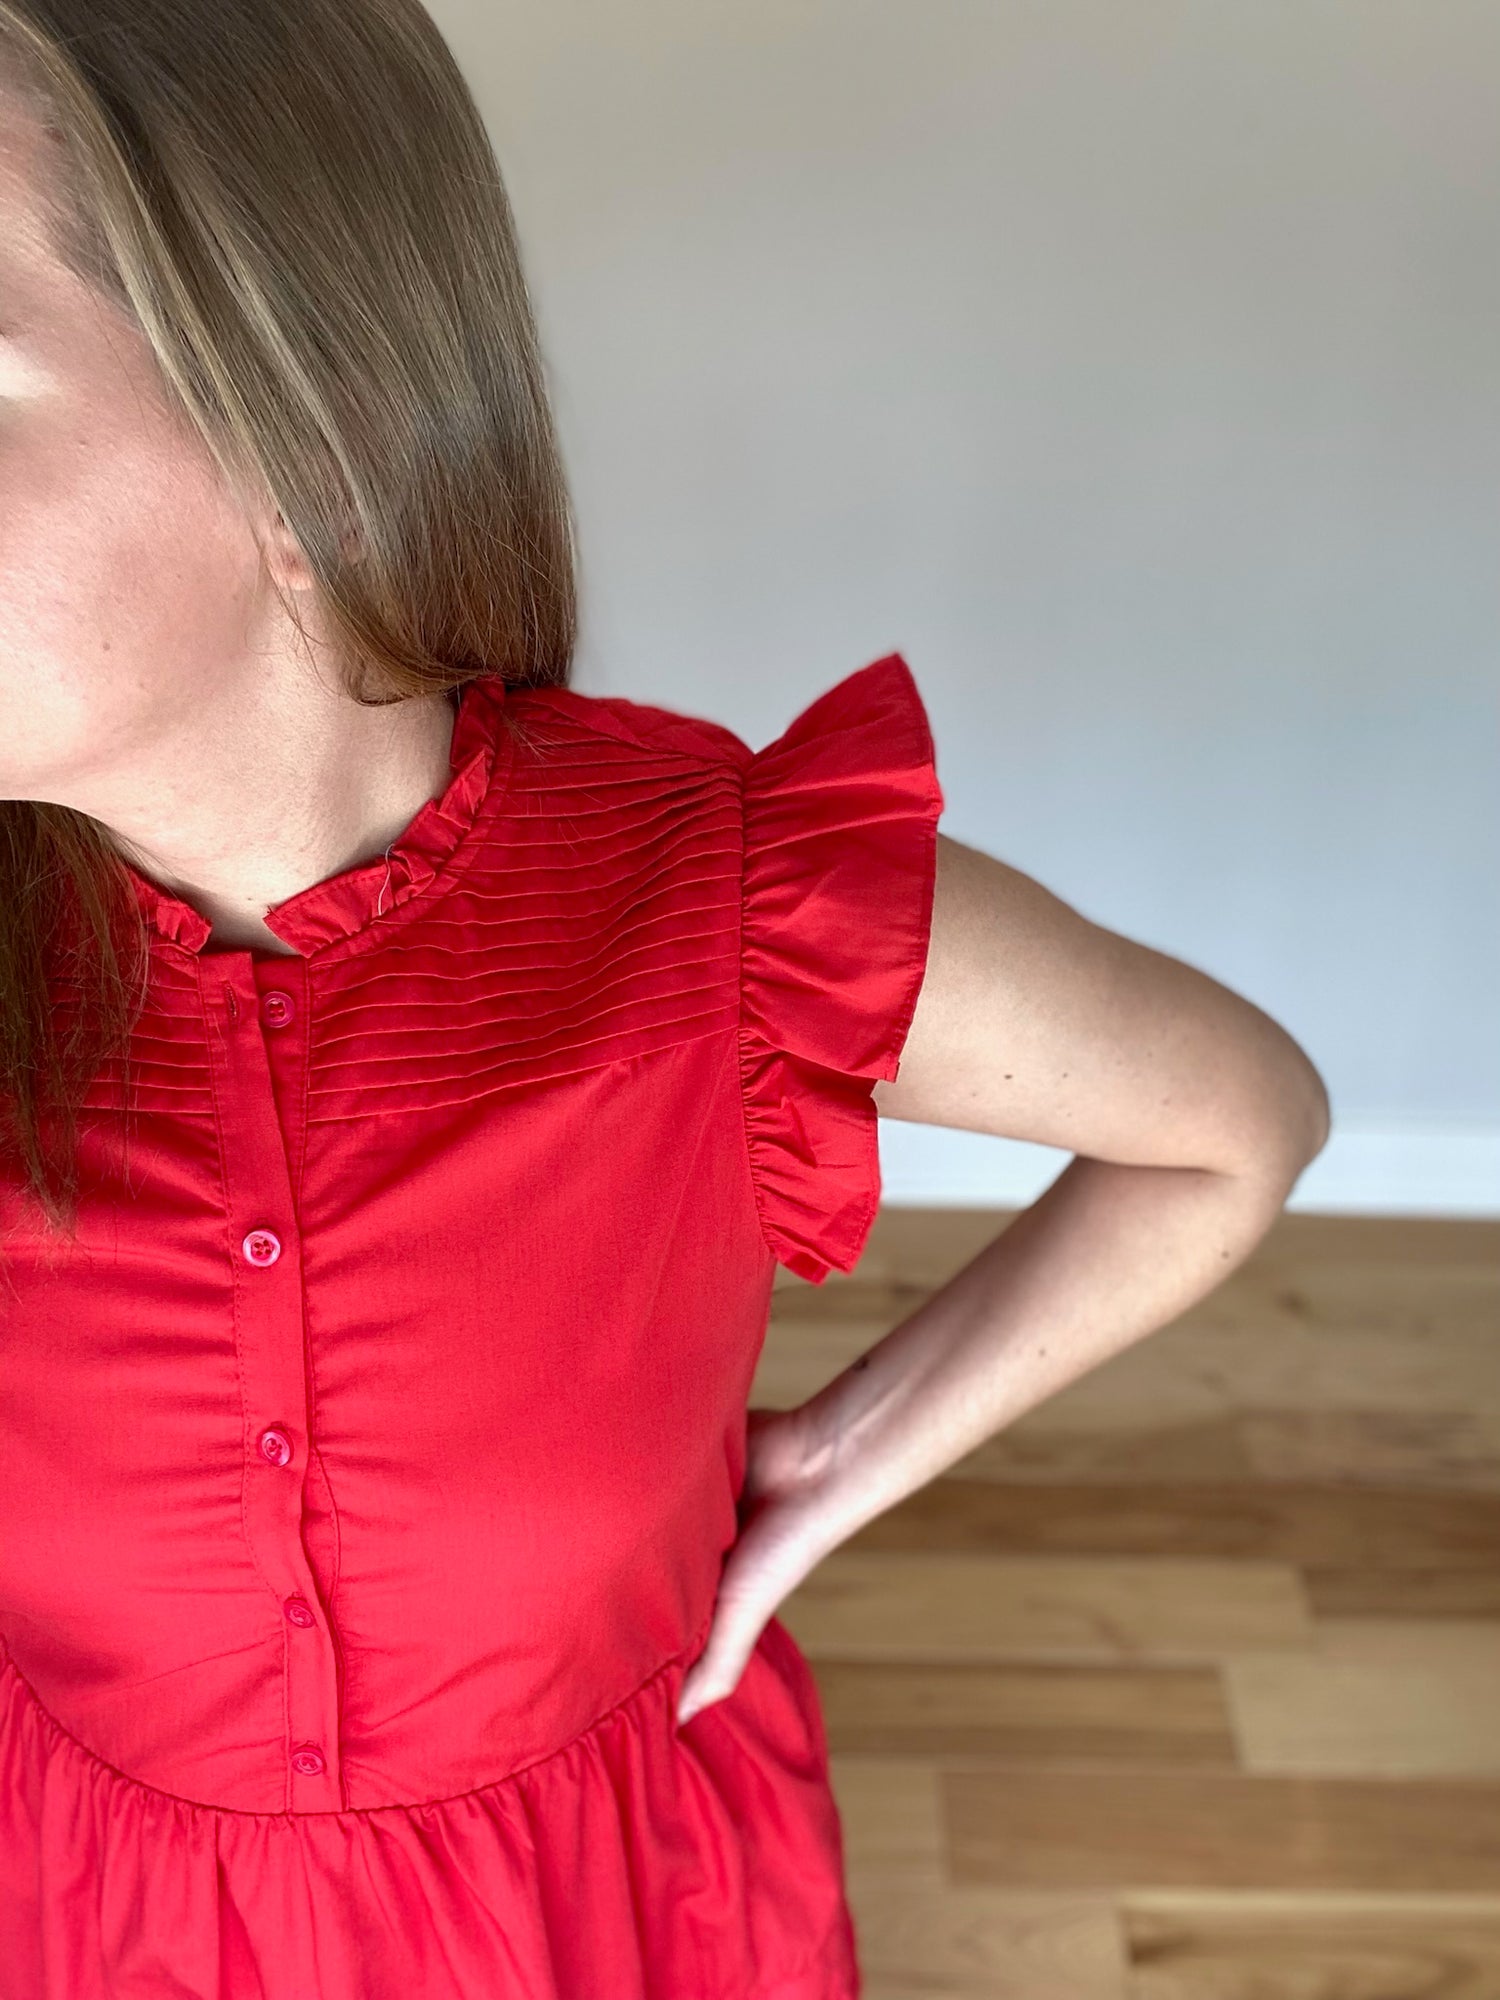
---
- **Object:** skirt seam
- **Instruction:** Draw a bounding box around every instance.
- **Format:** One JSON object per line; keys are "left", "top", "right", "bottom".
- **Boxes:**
{"left": 0, "top": 1602, "right": 716, "bottom": 1825}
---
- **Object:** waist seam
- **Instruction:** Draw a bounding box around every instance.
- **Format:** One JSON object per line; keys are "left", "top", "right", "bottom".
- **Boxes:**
{"left": 0, "top": 1605, "right": 716, "bottom": 1824}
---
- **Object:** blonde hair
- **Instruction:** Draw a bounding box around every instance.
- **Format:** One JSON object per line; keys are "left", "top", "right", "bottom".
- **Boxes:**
{"left": 0, "top": 0, "right": 578, "bottom": 1236}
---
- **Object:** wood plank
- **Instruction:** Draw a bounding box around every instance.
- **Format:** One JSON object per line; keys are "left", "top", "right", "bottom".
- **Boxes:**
{"left": 826, "top": 1755, "right": 944, "bottom": 1880}
{"left": 953, "top": 1417, "right": 1256, "bottom": 1486}
{"left": 844, "top": 1208, "right": 1500, "bottom": 1294}
{"left": 944, "top": 1769, "right": 1500, "bottom": 1892}
{"left": 910, "top": 1409, "right": 1500, "bottom": 1490}
{"left": 862, "top": 1989, "right": 982, "bottom": 2000}
{"left": 1240, "top": 1410, "right": 1500, "bottom": 1491}
{"left": 1012, "top": 1319, "right": 1500, "bottom": 1427}
{"left": 843, "top": 1478, "right": 1500, "bottom": 1570}
{"left": 1121, "top": 1892, "right": 1500, "bottom": 1999}
{"left": 846, "top": 1882, "right": 1127, "bottom": 1999}
{"left": 782, "top": 1552, "right": 1311, "bottom": 1662}
{"left": 755, "top": 1314, "right": 1500, "bottom": 1426}
{"left": 1223, "top": 1618, "right": 1500, "bottom": 1777}
{"left": 1306, "top": 1568, "right": 1500, "bottom": 1618}
{"left": 1177, "top": 1254, "right": 1498, "bottom": 1342}
{"left": 814, "top": 1658, "right": 1237, "bottom": 1764}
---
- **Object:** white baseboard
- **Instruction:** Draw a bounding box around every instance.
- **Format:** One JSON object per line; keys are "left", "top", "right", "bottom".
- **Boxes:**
{"left": 876, "top": 1117, "right": 1500, "bottom": 1218}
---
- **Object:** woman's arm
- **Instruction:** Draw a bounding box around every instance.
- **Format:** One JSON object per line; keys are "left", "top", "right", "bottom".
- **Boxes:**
{"left": 677, "top": 832, "right": 1330, "bottom": 1723}
{"left": 676, "top": 828, "right": 1336, "bottom": 1720}
{"left": 792, "top": 831, "right": 1330, "bottom": 1531}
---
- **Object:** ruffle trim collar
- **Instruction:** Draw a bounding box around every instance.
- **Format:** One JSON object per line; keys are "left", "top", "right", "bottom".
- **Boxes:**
{"left": 119, "top": 676, "right": 510, "bottom": 959}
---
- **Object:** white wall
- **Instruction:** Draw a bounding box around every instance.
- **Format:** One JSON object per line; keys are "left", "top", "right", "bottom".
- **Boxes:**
{"left": 438, "top": 0, "right": 1500, "bottom": 1216}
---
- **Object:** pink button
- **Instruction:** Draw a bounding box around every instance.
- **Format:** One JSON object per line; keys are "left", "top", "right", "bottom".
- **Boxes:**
{"left": 284, "top": 1596, "right": 317, "bottom": 1628}
{"left": 242, "top": 1229, "right": 281, "bottom": 1267}
{"left": 258, "top": 1427, "right": 293, "bottom": 1466}
{"left": 261, "top": 990, "right": 295, "bottom": 1029}
{"left": 290, "top": 1744, "right": 326, "bottom": 1777}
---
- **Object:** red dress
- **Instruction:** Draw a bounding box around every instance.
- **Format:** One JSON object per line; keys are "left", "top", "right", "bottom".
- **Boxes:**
{"left": 0, "top": 653, "right": 943, "bottom": 2000}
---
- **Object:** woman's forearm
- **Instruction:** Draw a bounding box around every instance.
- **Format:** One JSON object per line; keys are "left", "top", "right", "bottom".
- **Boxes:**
{"left": 788, "top": 1143, "right": 1316, "bottom": 1554}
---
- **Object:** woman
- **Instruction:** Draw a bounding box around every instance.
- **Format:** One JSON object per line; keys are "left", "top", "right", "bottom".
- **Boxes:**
{"left": 0, "top": 2, "right": 1329, "bottom": 1996}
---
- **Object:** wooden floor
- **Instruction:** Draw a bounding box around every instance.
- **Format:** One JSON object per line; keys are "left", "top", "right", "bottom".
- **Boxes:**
{"left": 753, "top": 1208, "right": 1500, "bottom": 2000}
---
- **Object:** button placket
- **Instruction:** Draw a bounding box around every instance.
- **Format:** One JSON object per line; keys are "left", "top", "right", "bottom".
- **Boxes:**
{"left": 203, "top": 953, "right": 340, "bottom": 1809}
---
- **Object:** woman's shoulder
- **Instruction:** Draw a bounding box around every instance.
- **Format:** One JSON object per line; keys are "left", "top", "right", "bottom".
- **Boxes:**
{"left": 505, "top": 681, "right": 753, "bottom": 775}
{"left": 503, "top": 654, "right": 934, "bottom": 790}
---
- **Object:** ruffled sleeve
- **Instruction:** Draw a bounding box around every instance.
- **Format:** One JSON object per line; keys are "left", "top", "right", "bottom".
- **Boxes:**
{"left": 738, "top": 652, "right": 945, "bottom": 1284}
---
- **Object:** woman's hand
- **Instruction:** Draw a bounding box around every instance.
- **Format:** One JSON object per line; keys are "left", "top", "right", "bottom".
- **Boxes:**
{"left": 675, "top": 1403, "right": 839, "bottom": 1727}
